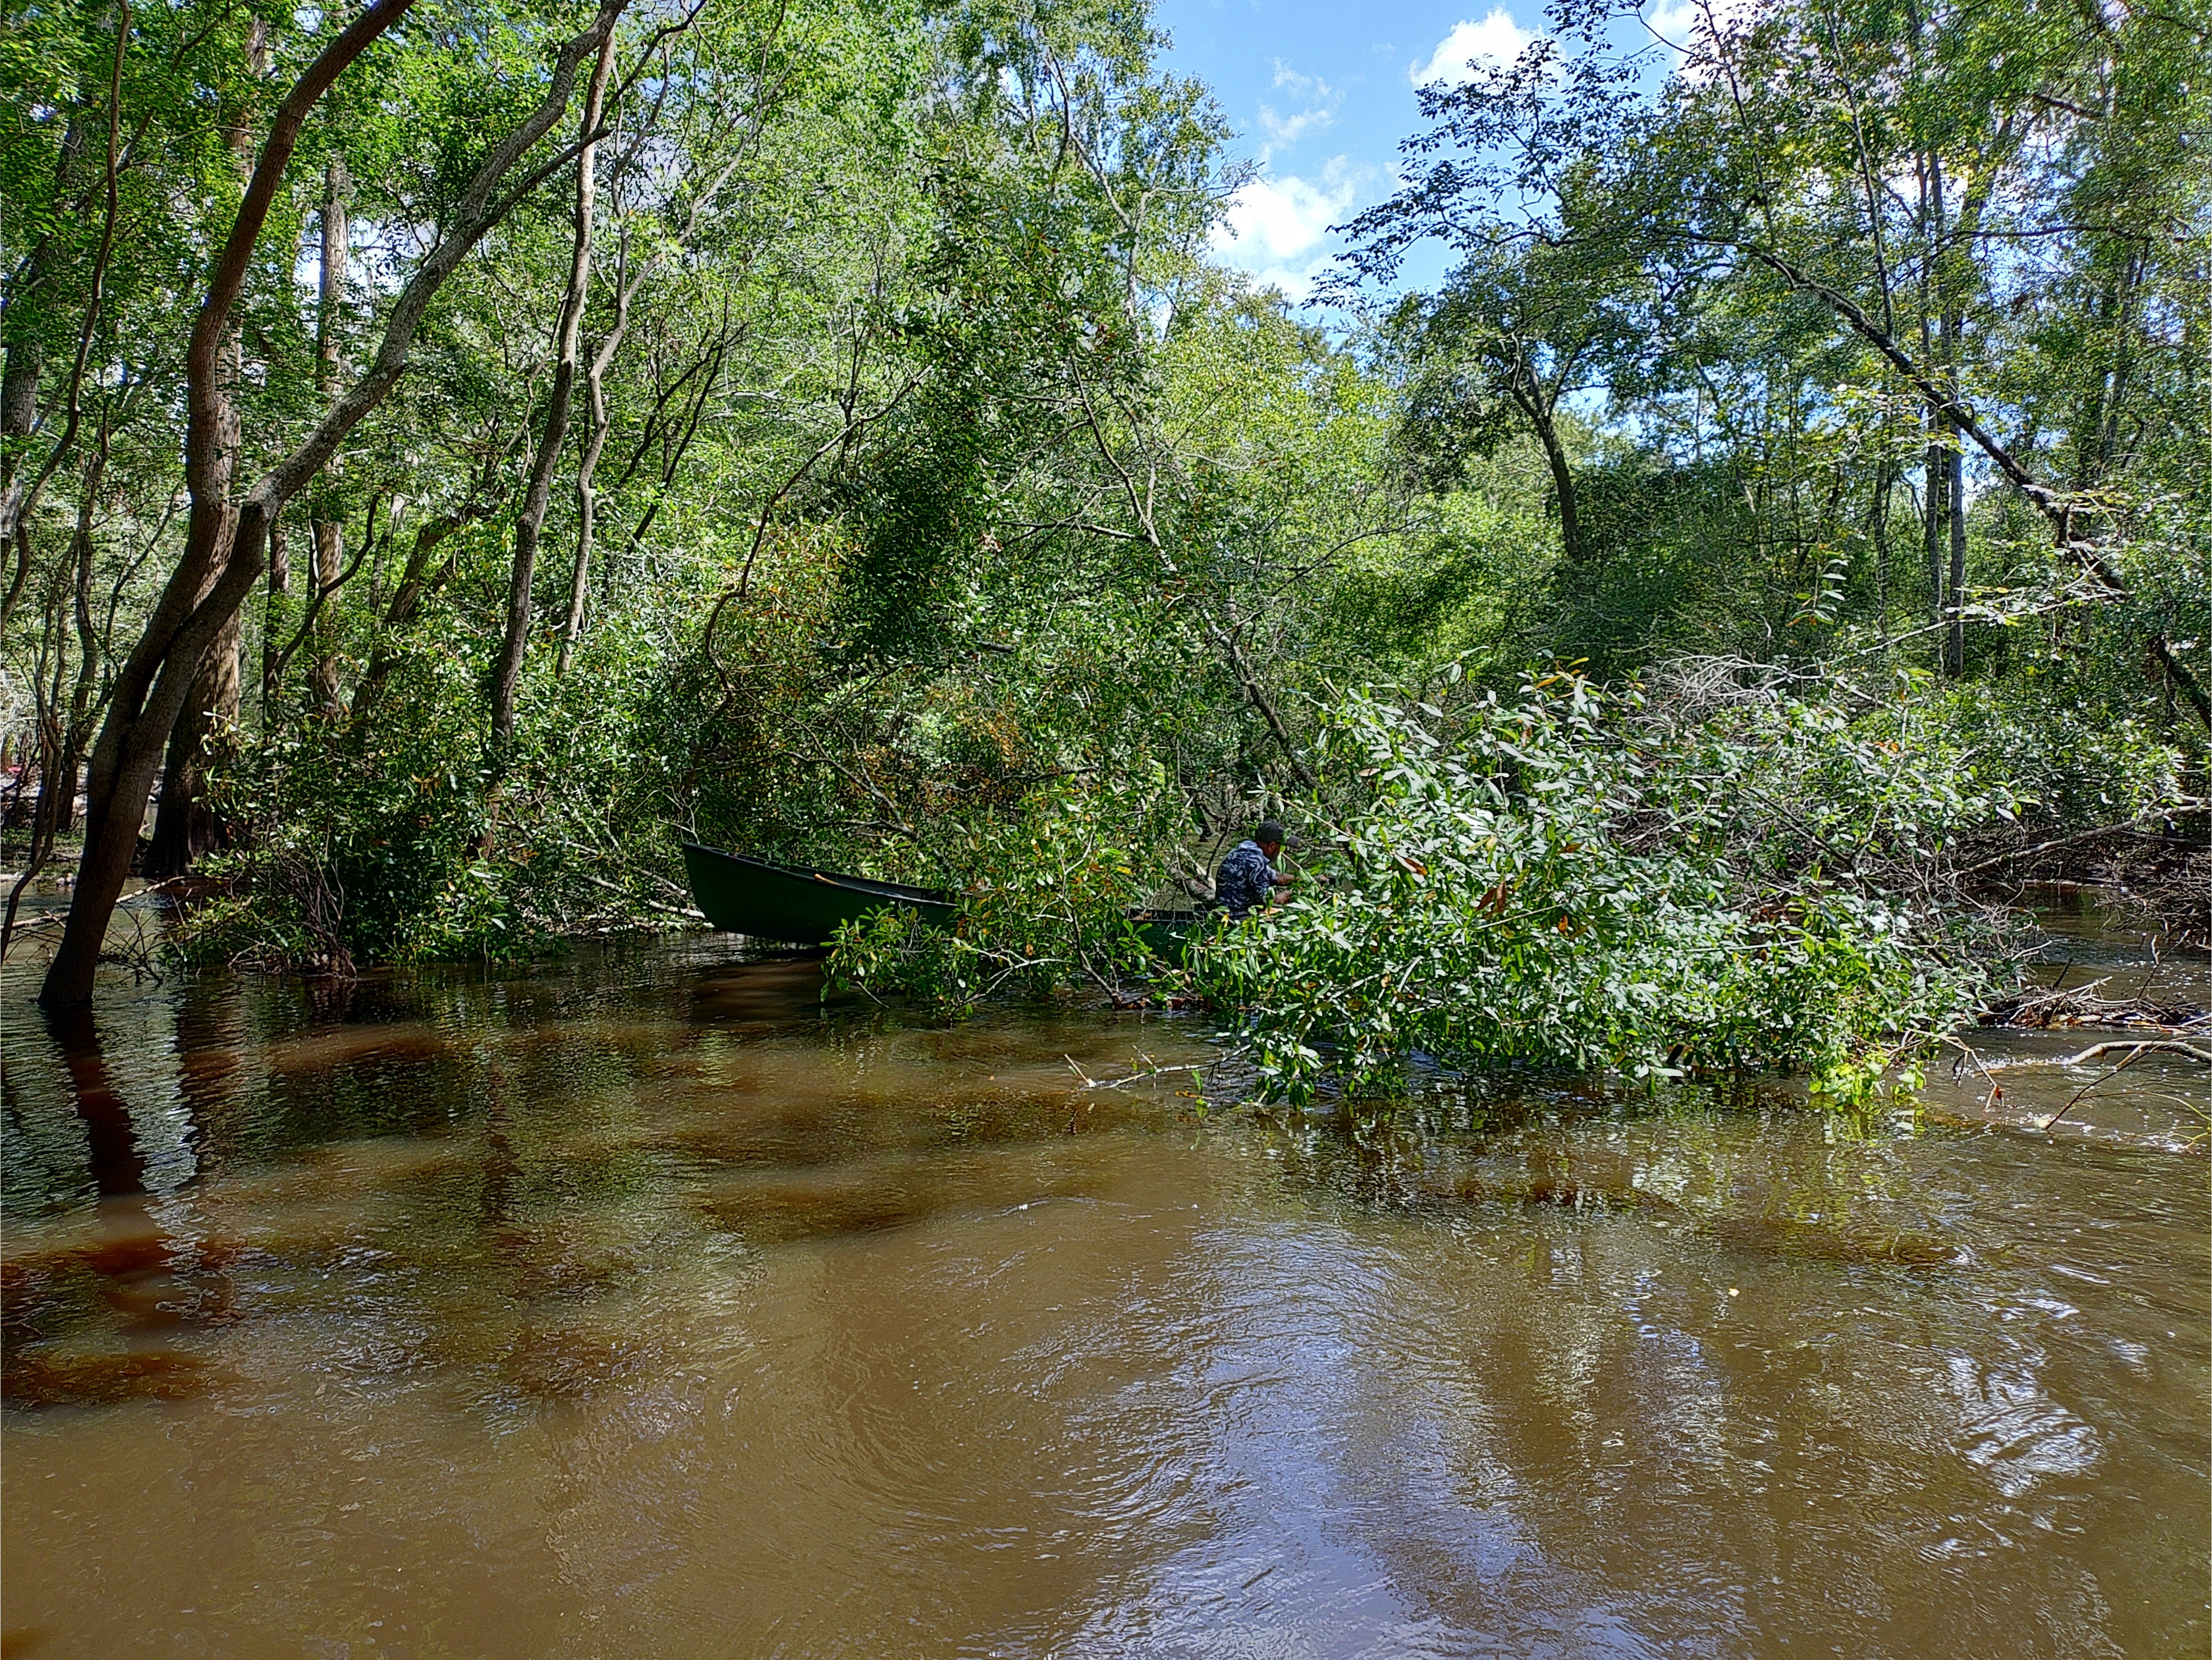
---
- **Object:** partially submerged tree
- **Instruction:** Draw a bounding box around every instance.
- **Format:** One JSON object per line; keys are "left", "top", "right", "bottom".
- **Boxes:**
{"left": 38, "top": 0, "right": 634, "bottom": 1006}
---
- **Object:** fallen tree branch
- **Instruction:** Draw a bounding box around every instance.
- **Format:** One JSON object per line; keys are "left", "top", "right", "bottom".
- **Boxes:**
{"left": 1987, "top": 1038, "right": 2212, "bottom": 1069}
{"left": 2035, "top": 1042, "right": 2168, "bottom": 1132}
{"left": 1062, "top": 1054, "right": 1209, "bottom": 1090}
{"left": 1954, "top": 801, "right": 2208, "bottom": 880}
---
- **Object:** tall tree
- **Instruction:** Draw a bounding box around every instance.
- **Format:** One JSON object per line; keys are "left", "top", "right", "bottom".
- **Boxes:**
{"left": 40, "top": 0, "right": 631, "bottom": 1008}
{"left": 488, "top": 25, "right": 617, "bottom": 748}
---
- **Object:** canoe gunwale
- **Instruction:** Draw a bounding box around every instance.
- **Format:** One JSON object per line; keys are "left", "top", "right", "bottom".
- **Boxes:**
{"left": 681, "top": 842, "right": 1212, "bottom": 957}
{"left": 681, "top": 841, "right": 955, "bottom": 907}
{"left": 680, "top": 841, "right": 958, "bottom": 943}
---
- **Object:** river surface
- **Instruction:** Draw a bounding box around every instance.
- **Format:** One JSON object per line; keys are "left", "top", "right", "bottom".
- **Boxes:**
{"left": 1, "top": 907, "right": 2206, "bottom": 1659}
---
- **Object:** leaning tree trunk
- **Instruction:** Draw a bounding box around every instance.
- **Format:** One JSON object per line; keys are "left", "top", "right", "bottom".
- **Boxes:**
{"left": 39, "top": 0, "right": 627, "bottom": 1010}
{"left": 145, "top": 23, "right": 265, "bottom": 875}
{"left": 1517, "top": 376, "right": 1583, "bottom": 565}
{"left": 139, "top": 324, "right": 243, "bottom": 881}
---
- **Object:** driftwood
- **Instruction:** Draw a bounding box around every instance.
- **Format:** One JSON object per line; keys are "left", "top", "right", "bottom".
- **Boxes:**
{"left": 1978, "top": 978, "right": 2207, "bottom": 1035}
{"left": 1983, "top": 1039, "right": 2212, "bottom": 1069}
{"left": 1964, "top": 1037, "right": 2212, "bottom": 1133}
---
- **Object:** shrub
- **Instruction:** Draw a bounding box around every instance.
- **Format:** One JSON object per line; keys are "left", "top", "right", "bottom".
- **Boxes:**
{"left": 823, "top": 773, "right": 1181, "bottom": 1018}
{"left": 1187, "top": 672, "right": 1993, "bottom": 1104}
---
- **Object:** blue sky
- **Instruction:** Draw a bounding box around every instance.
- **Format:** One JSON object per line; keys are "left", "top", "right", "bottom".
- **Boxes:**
{"left": 1152, "top": 0, "right": 1694, "bottom": 304}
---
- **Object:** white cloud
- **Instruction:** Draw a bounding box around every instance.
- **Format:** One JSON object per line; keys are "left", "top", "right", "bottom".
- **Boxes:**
{"left": 1216, "top": 166, "right": 1358, "bottom": 263}
{"left": 1211, "top": 158, "right": 1374, "bottom": 297}
{"left": 1256, "top": 100, "right": 1334, "bottom": 157}
{"left": 1410, "top": 9, "right": 1536, "bottom": 85}
{"left": 1645, "top": 0, "right": 1699, "bottom": 38}
{"left": 1254, "top": 60, "right": 1337, "bottom": 163}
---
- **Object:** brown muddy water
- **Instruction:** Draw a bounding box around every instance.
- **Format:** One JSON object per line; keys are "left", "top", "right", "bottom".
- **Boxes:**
{"left": 0, "top": 909, "right": 2206, "bottom": 1660}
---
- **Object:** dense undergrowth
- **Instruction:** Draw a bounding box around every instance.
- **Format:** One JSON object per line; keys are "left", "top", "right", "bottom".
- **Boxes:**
{"left": 824, "top": 659, "right": 2179, "bottom": 1104}
{"left": 1185, "top": 672, "right": 2005, "bottom": 1104}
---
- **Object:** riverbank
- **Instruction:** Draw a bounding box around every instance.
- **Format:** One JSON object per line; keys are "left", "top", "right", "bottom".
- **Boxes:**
{"left": 5, "top": 868, "right": 2206, "bottom": 1144}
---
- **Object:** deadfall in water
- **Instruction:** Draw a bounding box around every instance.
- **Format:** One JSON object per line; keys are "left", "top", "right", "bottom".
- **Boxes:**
{"left": 2, "top": 902, "right": 2206, "bottom": 1660}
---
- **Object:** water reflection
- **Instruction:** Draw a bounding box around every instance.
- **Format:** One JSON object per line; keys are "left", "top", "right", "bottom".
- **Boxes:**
{"left": 42, "top": 1005, "right": 151, "bottom": 1197}
{"left": 0, "top": 939, "right": 2205, "bottom": 1659}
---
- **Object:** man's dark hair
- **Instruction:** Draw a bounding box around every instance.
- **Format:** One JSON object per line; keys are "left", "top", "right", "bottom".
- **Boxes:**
{"left": 1254, "top": 819, "right": 1287, "bottom": 844}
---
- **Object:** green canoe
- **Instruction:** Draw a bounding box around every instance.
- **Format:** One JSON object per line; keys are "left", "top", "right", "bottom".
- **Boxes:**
{"left": 1128, "top": 907, "right": 1206, "bottom": 962}
{"left": 681, "top": 841, "right": 957, "bottom": 944}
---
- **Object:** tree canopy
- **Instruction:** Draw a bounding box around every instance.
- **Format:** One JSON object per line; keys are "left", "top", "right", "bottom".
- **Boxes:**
{"left": 3, "top": 0, "right": 2202, "bottom": 1075}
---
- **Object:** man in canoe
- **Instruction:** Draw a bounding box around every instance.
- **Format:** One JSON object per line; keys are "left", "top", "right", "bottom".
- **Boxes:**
{"left": 1214, "top": 819, "right": 1296, "bottom": 920}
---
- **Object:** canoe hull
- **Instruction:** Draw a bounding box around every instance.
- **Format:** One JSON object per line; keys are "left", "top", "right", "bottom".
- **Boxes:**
{"left": 1129, "top": 908, "right": 1205, "bottom": 962}
{"left": 681, "top": 842, "right": 956, "bottom": 944}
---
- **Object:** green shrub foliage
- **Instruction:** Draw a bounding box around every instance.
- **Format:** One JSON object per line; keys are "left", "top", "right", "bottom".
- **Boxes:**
{"left": 1188, "top": 674, "right": 1997, "bottom": 1103}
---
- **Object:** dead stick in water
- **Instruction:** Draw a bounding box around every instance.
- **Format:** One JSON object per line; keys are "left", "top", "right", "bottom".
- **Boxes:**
{"left": 2039, "top": 1044, "right": 2160, "bottom": 1133}
{"left": 1986, "top": 1039, "right": 2212, "bottom": 1069}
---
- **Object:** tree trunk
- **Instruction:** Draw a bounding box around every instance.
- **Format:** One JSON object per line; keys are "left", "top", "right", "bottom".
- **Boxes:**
{"left": 558, "top": 271, "right": 632, "bottom": 679}
{"left": 143, "top": 605, "right": 241, "bottom": 877}
{"left": 28, "top": 597, "right": 72, "bottom": 852}
{"left": 143, "top": 357, "right": 245, "bottom": 873}
{"left": 352, "top": 513, "right": 467, "bottom": 719}
{"left": 310, "top": 155, "right": 351, "bottom": 713}
{"left": 1938, "top": 292, "right": 1966, "bottom": 677}
{"left": 1522, "top": 384, "right": 1583, "bottom": 564}
{"left": 145, "top": 20, "right": 268, "bottom": 872}
{"left": 0, "top": 330, "right": 44, "bottom": 465}
{"left": 39, "top": 0, "right": 626, "bottom": 1009}
{"left": 308, "top": 518, "right": 344, "bottom": 711}
{"left": 1868, "top": 452, "right": 1893, "bottom": 646}
{"left": 489, "top": 31, "right": 614, "bottom": 747}
{"left": 141, "top": 310, "right": 244, "bottom": 879}
{"left": 1945, "top": 421, "right": 1967, "bottom": 677}
{"left": 261, "top": 514, "right": 289, "bottom": 709}
{"left": 1923, "top": 420, "right": 1947, "bottom": 643}
{"left": 56, "top": 431, "right": 112, "bottom": 836}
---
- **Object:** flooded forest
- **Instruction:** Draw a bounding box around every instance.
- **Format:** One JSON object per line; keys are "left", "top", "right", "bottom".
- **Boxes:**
{"left": 2, "top": 0, "right": 2207, "bottom": 1652}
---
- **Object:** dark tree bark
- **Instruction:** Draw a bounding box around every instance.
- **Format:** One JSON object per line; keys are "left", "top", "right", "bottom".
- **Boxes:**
{"left": 143, "top": 303, "right": 243, "bottom": 879}
{"left": 1500, "top": 353, "right": 1582, "bottom": 564}
{"left": 144, "top": 609, "right": 241, "bottom": 876}
{"left": 42, "top": 0, "right": 628, "bottom": 1009}
{"left": 261, "top": 514, "right": 289, "bottom": 708}
{"left": 1526, "top": 393, "right": 1583, "bottom": 565}
{"left": 147, "top": 18, "right": 267, "bottom": 875}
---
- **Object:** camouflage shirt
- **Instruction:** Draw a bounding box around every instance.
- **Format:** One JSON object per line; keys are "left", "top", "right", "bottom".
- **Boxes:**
{"left": 1214, "top": 840, "right": 1277, "bottom": 918}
